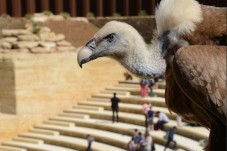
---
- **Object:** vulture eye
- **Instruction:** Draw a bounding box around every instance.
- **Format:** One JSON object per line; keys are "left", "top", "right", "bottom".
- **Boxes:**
{"left": 105, "top": 34, "right": 115, "bottom": 43}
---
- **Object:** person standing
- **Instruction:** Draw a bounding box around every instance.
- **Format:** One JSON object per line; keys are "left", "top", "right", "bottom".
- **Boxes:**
{"left": 128, "top": 137, "right": 136, "bottom": 151}
{"left": 164, "top": 127, "right": 177, "bottom": 151}
{"left": 176, "top": 114, "right": 183, "bottom": 127}
{"left": 86, "top": 134, "right": 94, "bottom": 151}
{"left": 140, "top": 79, "right": 148, "bottom": 97}
{"left": 142, "top": 101, "right": 150, "bottom": 129}
{"left": 111, "top": 93, "right": 120, "bottom": 123}
{"left": 143, "top": 130, "right": 152, "bottom": 151}
{"left": 147, "top": 106, "right": 154, "bottom": 130}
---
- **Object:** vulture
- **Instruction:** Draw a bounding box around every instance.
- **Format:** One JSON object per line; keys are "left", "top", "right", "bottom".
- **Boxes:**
{"left": 77, "top": 0, "right": 227, "bottom": 150}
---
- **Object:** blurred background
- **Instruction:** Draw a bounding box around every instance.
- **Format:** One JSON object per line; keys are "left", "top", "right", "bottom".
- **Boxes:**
{"left": 0, "top": 0, "right": 226, "bottom": 18}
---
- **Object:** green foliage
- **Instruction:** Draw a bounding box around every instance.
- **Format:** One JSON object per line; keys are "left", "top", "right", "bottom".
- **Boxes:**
{"left": 138, "top": 10, "right": 148, "bottom": 16}
{"left": 113, "top": 12, "right": 122, "bottom": 17}
{"left": 0, "top": 14, "right": 11, "bottom": 18}
{"left": 24, "top": 13, "right": 33, "bottom": 20}
{"left": 42, "top": 11, "right": 53, "bottom": 16}
{"left": 32, "top": 22, "right": 41, "bottom": 34}
{"left": 86, "top": 12, "right": 95, "bottom": 17}
{"left": 60, "top": 12, "right": 71, "bottom": 19}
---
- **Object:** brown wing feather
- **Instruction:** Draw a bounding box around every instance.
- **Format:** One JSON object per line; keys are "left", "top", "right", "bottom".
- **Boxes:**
{"left": 185, "top": 5, "right": 227, "bottom": 45}
{"left": 173, "top": 45, "right": 226, "bottom": 125}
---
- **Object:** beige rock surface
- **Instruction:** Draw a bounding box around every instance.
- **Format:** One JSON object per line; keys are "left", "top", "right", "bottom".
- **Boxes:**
{"left": 39, "top": 32, "right": 65, "bottom": 42}
{"left": 0, "top": 52, "right": 126, "bottom": 142}
{"left": 39, "top": 27, "right": 51, "bottom": 33}
{"left": 30, "top": 47, "right": 56, "bottom": 53}
{"left": 0, "top": 37, "right": 18, "bottom": 43}
{"left": 56, "top": 40, "right": 71, "bottom": 46}
{"left": 0, "top": 42, "right": 12, "bottom": 49}
{"left": 14, "top": 41, "right": 39, "bottom": 49}
{"left": 39, "top": 42, "right": 56, "bottom": 48}
{"left": 57, "top": 46, "right": 76, "bottom": 52}
{"left": 2, "top": 29, "right": 32, "bottom": 36}
{"left": 17, "top": 35, "right": 39, "bottom": 41}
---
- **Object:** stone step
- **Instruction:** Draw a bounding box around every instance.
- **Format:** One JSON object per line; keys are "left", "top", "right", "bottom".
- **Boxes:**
{"left": 114, "top": 84, "right": 140, "bottom": 88}
{"left": 28, "top": 128, "right": 59, "bottom": 136}
{"left": 77, "top": 100, "right": 177, "bottom": 120}
{"left": 12, "top": 137, "right": 44, "bottom": 145}
{"left": 49, "top": 116, "right": 203, "bottom": 150}
{"left": 73, "top": 105, "right": 104, "bottom": 111}
{"left": 118, "top": 80, "right": 166, "bottom": 90}
{"left": 118, "top": 80, "right": 141, "bottom": 85}
{"left": 108, "top": 84, "right": 165, "bottom": 97}
{"left": 0, "top": 146, "right": 27, "bottom": 151}
{"left": 43, "top": 120, "right": 75, "bottom": 127}
{"left": 2, "top": 140, "right": 76, "bottom": 151}
{"left": 91, "top": 95, "right": 167, "bottom": 107}
{"left": 63, "top": 108, "right": 209, "bottom": 140}
{"left": 58, "top": 113, "right": 90, "bottom": 119}
{"left": 19, "top": 132, "right": 125, "bottom": 151}
{"left": 35, "top": 124, "right": 129, "bottom": 149}
{"left": 130, "top": 89, "right": 165, "bottom": 97}
{"left": 100, "top": 90, "right": 130, "bottom": 96}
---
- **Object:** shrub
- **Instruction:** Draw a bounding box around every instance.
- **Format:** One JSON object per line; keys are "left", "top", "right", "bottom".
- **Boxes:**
{"left": 86, "top": 12, "right": 95, "bottom": 17}
{"left": 24, "top": 13, "right": 33, "bottom": 20}
{"left": 60, "top": 12, "right": 71, "bottom": 19}
{"left": 113, "top": 12, "right": 122, "bottom": 17}
{"left": 32, "top": 22, "right": 41, "bottom": 34}
{"left": 42, "top": 11, "right": 53, "bottom": 16}
{"left": 138, "top": 10, "right": 148, "bottom": 16}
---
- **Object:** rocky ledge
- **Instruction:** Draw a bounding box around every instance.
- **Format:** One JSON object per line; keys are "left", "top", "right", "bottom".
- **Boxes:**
{"left": 0, "top": 22, "right": 76, "bottom": 53}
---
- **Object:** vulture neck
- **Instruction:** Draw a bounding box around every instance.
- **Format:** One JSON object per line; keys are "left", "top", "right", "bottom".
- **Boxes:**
{"left": 120, "top": 36, "right": 166, "bottom": 79}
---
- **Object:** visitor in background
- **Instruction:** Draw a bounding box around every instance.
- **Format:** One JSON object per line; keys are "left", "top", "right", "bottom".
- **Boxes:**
{"left": 155, "top": 111, "right": 169, "bottom": 130}
{"left": 133, "top": 129, "right": 139, "bottom": 138}
{"left": 140, "top": 79, "right": 148, "bottom": 97}
{"left": 134, "top": 131, "right": 144, "bottom": 150}
{"left": 142, "top": 101, "right": 150, "bottom": 130}
{"left": 86, "top": 134, "right": 94, "bottom": 151}
{"left": 111, "top": 92, "right": 120, "bottom": 123}
{"left": 164, "top": 126, "right": 177, "bottom": 151}
{"left": 147, "top": 106, "right": 154, "bottom": 130}
{"left": 143, "top": 130, "right": 152, "bottom": 151}
{"left": 176, "top": 114, "right": 183, "bottom": 127}
{"left": 128, "top": 137, "right": 136, "bottom": 151}
{"left": 148, "top": 79, "right": 156, "bottom": 97}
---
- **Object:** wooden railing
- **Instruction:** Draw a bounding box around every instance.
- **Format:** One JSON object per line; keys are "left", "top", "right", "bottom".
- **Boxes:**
{"left": 0, "top": 0, "right": 225, "bottom": 18}
{"left": 0, "top": 0, "right": 157, "bottom": 17}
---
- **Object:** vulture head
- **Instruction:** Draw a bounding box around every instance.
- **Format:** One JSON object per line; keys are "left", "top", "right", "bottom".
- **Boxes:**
{"left": 77, "top": 21, "right": 166, "bottom": 79}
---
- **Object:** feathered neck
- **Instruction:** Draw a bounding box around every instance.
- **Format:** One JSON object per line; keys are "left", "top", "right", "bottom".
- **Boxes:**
{"left": 119, "top": 34, "right": 166, "bottom": 79}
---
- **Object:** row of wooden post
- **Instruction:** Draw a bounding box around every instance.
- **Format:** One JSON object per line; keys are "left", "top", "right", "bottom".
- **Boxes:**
{"left": 0, "top": 0, "right": 156, "bottom": 17}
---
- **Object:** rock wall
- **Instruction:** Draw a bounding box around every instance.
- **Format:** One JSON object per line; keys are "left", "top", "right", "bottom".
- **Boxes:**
{"left": 0, "top": 52, "right": 127, "bottom": 142}
{"left": 0, "top": 22, "right": 76, "bottom": 53}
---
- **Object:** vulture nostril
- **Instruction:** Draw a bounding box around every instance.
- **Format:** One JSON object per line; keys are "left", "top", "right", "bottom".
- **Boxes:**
{"left": 89, "top": 45, "right": 95, "bottom": 50}
{"left": 86, "top": 39, "right": 96, "bottom": 50}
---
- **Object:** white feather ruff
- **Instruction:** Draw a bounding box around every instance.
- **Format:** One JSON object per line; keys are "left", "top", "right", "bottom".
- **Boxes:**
{"left": 155, "top": 0, "right": 203, "bottom": 36}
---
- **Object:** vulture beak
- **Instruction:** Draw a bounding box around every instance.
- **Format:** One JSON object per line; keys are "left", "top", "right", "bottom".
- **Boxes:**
{"left": 77, "top": 39, "right": 96, "bottom": 68}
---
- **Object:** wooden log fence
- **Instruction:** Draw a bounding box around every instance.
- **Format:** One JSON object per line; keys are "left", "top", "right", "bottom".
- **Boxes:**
{"left": 0, "top": 0, "right": 226, "bottom": 17}
{"left": 0, "top": 0, "right": 157, "bottom": 17}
